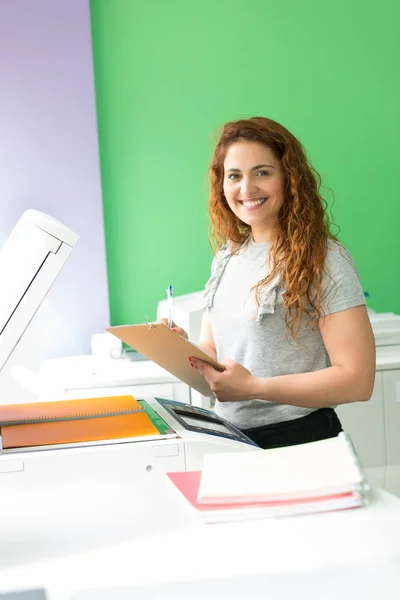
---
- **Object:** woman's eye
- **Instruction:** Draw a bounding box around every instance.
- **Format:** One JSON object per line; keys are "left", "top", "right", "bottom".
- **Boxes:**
{"left": 228, "top": 173, "right": 240, "bottom": 180}
{"left": 256, "top": 170, "right": 270, "bottom": 177}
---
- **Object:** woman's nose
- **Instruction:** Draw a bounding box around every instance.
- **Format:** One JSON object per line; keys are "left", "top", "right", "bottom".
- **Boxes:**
{"left": 240, "top": 176, "right": 258, "bottom": 196}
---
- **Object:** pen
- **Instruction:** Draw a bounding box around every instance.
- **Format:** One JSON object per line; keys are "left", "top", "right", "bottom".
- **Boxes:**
{"left": 166, "top": 285, "right": 173, "bottom": 328}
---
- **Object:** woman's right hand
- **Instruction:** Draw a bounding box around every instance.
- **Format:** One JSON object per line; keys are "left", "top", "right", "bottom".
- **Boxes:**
{"left": 159, "top": 318, "right": 188, "bottom": 340}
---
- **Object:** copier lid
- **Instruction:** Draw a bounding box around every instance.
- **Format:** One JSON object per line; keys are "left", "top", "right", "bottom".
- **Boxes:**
{"left": 0, "top": 210, "right": 78, "bottom": 372}
{"left": 19, "top": 209, "right": 79, "bottom": 247}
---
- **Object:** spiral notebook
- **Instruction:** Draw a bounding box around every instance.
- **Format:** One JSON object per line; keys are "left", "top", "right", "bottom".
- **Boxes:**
{"left": 0, "top": 395, "right": 159, "bottom": 448}
{"left": 106, "top": 323, "right": 225, "bottom": 396}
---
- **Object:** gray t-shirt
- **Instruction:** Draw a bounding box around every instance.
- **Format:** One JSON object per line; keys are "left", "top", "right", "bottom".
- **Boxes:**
{"left": 204, "top": 238, "right": 366, "bottom": 430}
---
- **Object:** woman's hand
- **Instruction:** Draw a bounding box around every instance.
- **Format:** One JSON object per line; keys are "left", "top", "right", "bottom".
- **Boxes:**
{"left": 190, "top": 358, "right": 258, "bottom": 402}
{"left": 159, "top": 318, "right": 188, "bottom": 340}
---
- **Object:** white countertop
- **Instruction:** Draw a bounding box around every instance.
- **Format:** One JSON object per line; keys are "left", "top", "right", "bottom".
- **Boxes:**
{"left": 1, "top": 472, "right": 400, "bottom": 600}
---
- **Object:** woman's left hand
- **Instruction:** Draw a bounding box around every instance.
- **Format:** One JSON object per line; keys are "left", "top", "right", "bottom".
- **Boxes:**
{"left": 190, "top": 358, "right": 257, "bottom": 402}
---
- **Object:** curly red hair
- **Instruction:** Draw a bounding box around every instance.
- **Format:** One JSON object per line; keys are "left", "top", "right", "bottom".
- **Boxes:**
{"left": 208, "top": 116, "right": 338, "bottom": 340}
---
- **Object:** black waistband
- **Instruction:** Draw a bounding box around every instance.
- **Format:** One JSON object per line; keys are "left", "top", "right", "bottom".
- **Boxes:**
{"left": 240, "top": 408, "right": 342, "bottom": 450}
{"left": 242, "top": 408, "right": 337, "bottom": 434}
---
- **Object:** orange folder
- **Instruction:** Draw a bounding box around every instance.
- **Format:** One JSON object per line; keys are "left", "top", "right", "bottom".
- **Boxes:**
{"left": 0, "top": 395, "right": 159, "bottom": 448}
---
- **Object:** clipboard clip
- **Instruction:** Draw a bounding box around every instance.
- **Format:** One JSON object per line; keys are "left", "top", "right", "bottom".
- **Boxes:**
{"left": 144, "top": 317, "right": 156, "bottom": 329}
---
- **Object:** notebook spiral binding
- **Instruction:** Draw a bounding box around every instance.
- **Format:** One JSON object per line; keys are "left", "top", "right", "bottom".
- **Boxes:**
{"left": 0, "top": 406, "right": 145, "bottom": 427}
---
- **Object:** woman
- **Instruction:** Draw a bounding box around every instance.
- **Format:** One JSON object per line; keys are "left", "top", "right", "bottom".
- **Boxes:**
{"left": 177, "top": 116, "right": 375, "bottom": 449}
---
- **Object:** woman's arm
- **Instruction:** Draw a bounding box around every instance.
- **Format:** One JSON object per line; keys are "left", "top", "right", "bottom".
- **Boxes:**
{"left": 192, "top": 305, "right": 376, "bottom": 407}
{"left": 252, "top": 305, "right": 376, "bottom": 407}
{"left": 198, "top": 311, "right": 218, "bottom": 360}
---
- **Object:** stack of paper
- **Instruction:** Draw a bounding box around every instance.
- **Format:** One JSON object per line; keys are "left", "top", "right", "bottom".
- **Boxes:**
{"left": 167, "top": 433, "right": 369, "bottom": 524}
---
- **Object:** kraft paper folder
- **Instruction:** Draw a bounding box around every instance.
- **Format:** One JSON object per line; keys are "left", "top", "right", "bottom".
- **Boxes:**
{"left": 106, "top": 323, "right": 225, "bottom": 396}
{"left": 0, "top": 395, "right": 159, "bottom": 449}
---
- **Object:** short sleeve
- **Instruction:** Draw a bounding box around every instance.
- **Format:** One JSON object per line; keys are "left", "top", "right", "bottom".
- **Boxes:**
{"left": 320, "top": 241, "right": 366, "bottom": 316}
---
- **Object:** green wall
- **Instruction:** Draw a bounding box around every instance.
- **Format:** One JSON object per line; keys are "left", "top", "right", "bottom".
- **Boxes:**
{"left": 90, "top": 0, "right": 400, "bottom": 325}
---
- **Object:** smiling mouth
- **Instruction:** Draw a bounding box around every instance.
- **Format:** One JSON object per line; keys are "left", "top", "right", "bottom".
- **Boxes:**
{"left": 238, "top": 197, "right": 267, "bottom": 208}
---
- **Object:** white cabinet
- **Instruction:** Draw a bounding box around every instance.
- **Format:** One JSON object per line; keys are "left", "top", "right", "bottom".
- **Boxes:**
{"left": 336, "top": 372, "right": 386, "bottom": 489}
{"left": 382, "top": 368, "right": 400, "bottom": 496}
{"left": 336, "top": 353, "right": 400, "bottom": 497}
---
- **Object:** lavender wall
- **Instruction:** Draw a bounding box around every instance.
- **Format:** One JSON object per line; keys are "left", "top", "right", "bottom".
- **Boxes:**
{"left": 0, "top": 0, "right": 109, "bottom": 400}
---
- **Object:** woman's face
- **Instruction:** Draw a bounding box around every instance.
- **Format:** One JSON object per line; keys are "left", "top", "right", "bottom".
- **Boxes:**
{"left": 223, "top": 140, "right": 285, "bottom": 242}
